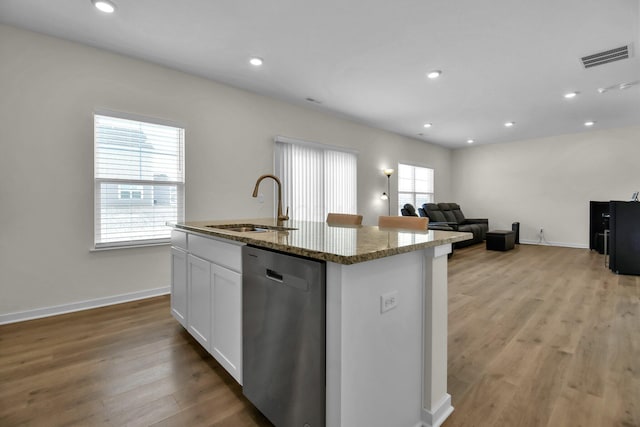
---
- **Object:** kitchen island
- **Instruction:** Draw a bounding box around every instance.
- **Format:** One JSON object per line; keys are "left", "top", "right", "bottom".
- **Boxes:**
{"left": 170, "top": 218, "right": 472, "bottom": 427}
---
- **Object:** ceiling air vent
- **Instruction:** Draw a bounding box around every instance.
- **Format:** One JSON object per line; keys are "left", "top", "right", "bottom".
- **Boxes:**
{"left": 581, "top": 45, "right": 630, "bottom": 68}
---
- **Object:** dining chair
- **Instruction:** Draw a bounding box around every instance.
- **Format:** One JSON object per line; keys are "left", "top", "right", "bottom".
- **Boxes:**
{"left": 378, "top": 215, "right": 429, "bottom": 231}
{"left": 326, "top": 213, "right": 363, "bottom": 225}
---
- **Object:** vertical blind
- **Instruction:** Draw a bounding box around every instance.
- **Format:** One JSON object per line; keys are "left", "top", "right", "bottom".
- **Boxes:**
{"left": 94, "top": 113, "right": 185, "bottom": 248}
{"left": 275, "top": 137, "right": 357, "bottom": 222}
{"left": 398, "top": 163, "right": 434, "bottom": 215}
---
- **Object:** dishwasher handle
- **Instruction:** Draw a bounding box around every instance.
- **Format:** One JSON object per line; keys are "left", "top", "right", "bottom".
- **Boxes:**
{"left": 265, "top": 268, "right": 309, "bottom": 291}
{"left": 266, "top": 268, "right": 284, "bottom": 282}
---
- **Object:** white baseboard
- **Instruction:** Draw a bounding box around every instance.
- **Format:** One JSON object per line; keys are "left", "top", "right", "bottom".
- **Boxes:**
{"left": 519, "top": 240, "right": 588, "bottom": 249}
{"left": 422, "top": 394, "right": 454, "bottom": 427}
{"left": 0, "top": 287, "right": 170, "bottom": 325}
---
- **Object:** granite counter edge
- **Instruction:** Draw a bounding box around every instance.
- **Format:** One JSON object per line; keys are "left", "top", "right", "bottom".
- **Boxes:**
{"left": 172, "top": 223, "right": 472, "bottom": 265}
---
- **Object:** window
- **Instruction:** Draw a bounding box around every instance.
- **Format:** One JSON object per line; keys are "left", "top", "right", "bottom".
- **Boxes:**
{"left": 94, "top": 112, "right": 184, "bottom": 248}
{"left": 275, "top": 136, "right": 357, "bottom": 222}
{"left": 397, "top": 163, "right": 434, "bottom": 215}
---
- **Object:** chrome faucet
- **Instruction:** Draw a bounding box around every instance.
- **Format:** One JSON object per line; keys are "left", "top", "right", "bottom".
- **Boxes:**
{"left": 252, "top": 174, "right": 289, "bottom": 221}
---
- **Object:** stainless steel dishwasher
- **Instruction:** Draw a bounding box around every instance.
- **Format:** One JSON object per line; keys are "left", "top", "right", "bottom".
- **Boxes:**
{"left": 242, "top": 245, "right": 326, "bottom": 427}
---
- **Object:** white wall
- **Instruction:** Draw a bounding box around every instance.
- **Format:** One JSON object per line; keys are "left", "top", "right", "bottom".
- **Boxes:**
{"left": 0, "top": 24, "right": 450, "bottom": 318}
{"left": 451, "top": 126, "right": 640, "bottom": 247}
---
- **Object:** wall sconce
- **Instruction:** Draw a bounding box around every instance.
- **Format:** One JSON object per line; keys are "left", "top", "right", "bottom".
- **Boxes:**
{"left": 382, "top": 168, "right": 394, "bottom": 215}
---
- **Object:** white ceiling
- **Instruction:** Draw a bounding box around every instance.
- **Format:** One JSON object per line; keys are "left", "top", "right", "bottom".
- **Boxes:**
{"left": 1, "top": 0, "right": 639, "bottom": 148}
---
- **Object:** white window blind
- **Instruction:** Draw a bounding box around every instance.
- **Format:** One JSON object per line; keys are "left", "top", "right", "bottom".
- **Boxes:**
{"left": 94, "top": 112, "right": 185, "bottom": 249}
{"left": 398, "top": 163, "right": 434, "bottom": 215}
{"left": 275, "top": 137, "right": 357, "bottom": 222}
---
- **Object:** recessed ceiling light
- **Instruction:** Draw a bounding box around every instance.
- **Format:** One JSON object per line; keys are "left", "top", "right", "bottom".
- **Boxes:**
{"left": 619, "top": 82, "right": 638, "bottom": 90}
{"left": 597, "top": 80, "right": 639, "bottom": 94}
{"left": 249, "top": 57, "right": 263, "bottom": 66}
{"left": 427, "top": 70, "right": 442, "bottom": 79}
{"left": 467, "top": 139, "right": 474, "bottom": 144}
{"left": 423, "top": 123, "right": 432, "bottom": 128}
{"left": 92, "top": 0, "right": 116, "bottom": 13}
{"left": 564, "top": 91, "right": 579, "bottom": 99}
{"left": 584, "top": 121, "right": 596, "bottom": 127}
{"left": 504, "top": 121, "right": 515, "bottom": 127}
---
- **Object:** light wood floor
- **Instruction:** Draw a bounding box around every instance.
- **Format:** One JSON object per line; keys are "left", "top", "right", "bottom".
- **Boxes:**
{"left": 1, "top": 244, "right": 638, "bottom": 426}
{"left": 444, "top": 244, "right": 639, "bottom": 427}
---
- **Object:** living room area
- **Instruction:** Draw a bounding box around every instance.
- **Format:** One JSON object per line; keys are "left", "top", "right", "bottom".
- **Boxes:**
{"left": 404, "top": 125, "right": 640, "bottom": 425}
{"left": 432, "top": 125, "right": 640, "bottom": 250}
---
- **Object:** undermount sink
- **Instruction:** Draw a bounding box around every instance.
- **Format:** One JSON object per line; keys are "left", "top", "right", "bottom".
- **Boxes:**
{"left": 205, "top": 224, "right": 297, "bottom": 233}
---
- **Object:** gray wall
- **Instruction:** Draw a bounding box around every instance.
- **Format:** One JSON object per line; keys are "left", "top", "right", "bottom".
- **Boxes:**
{"left": 0, "top": 24, "right": 451, "bottom": 317}
{"left": 451, "top": 125, "right": 640, "bottom": 247}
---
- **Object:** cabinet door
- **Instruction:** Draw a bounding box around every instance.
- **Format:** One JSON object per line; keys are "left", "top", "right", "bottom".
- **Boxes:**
{"left": 211, "top": 264, "right": 242, "bottom": 384}
{"left": 170, "top": 247, "right": 188, "bottom": 327}
{"left": 187, "top": 254, "right": 211, "bottom": 351}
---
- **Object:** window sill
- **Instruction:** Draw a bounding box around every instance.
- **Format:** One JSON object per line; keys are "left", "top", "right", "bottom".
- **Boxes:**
{"left": 90, "top": 241, "right": 170, "bottom": 252}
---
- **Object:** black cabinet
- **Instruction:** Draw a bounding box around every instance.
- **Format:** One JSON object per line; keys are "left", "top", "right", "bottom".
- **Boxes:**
{"left": 589, "top": 201, "right": 609, "bottom": 254}
{"left": 609, "top": 201, "right": 640, "bottom": 275}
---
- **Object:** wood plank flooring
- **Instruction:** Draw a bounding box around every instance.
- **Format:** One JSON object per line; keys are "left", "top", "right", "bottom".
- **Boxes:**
{"left": 0, "top": 244, "right": 638, "bottom": 426}
{"left": 444, "top": 244, "right": 639, "bottom": 427}
{"left": 0, "top": 298, "right": 272, "bottom": 427}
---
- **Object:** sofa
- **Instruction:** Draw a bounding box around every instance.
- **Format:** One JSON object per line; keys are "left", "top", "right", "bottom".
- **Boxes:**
{"left": 421, "top": 203, "right": 488, "bottom": 248}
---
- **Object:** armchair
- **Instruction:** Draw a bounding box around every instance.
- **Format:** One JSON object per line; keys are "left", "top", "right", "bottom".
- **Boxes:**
{"left": 400, "top": 203, "right": 418, "bottom": 217}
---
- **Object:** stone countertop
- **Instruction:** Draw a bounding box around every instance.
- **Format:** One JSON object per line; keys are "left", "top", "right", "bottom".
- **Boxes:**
{"left": 171, "top": 218, "right": 473, "bottom": 265}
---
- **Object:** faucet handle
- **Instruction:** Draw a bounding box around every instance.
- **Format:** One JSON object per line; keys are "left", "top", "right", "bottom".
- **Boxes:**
{"left": 277, "top": 207, "right": 290, "bottom": 222}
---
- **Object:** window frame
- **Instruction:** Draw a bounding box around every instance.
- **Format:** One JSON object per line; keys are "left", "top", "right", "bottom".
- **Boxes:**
{"left": 93, "top": 110, "right": 185, "bottom": 250}
{"left": 397, "top": 163, "right": 434, "bottom": 215}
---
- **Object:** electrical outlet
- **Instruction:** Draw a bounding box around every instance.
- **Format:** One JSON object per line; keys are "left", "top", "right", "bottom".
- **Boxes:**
{"left": 380, "top": 290, "right": 398, "bottom": 313}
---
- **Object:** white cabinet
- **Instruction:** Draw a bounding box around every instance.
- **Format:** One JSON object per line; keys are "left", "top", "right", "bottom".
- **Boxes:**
{"left": 170, "top": 247, "right": 188, "bottom": 327}
{"left": 171, "top": 229, "right": 244, "bottom": 384}
{"left": 187, "top": 254, "right": 212, "bottom": 350}
{"left": 211, "top": 264, "right": 242, "bottom": 383}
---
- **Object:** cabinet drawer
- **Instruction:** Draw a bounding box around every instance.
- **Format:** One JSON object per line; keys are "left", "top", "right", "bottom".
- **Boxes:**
{"left": 171, "top": 229, "right": 188, "bottom": 250}
{"left": 189, "top": 234, "right": 243, "bottom": 272}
